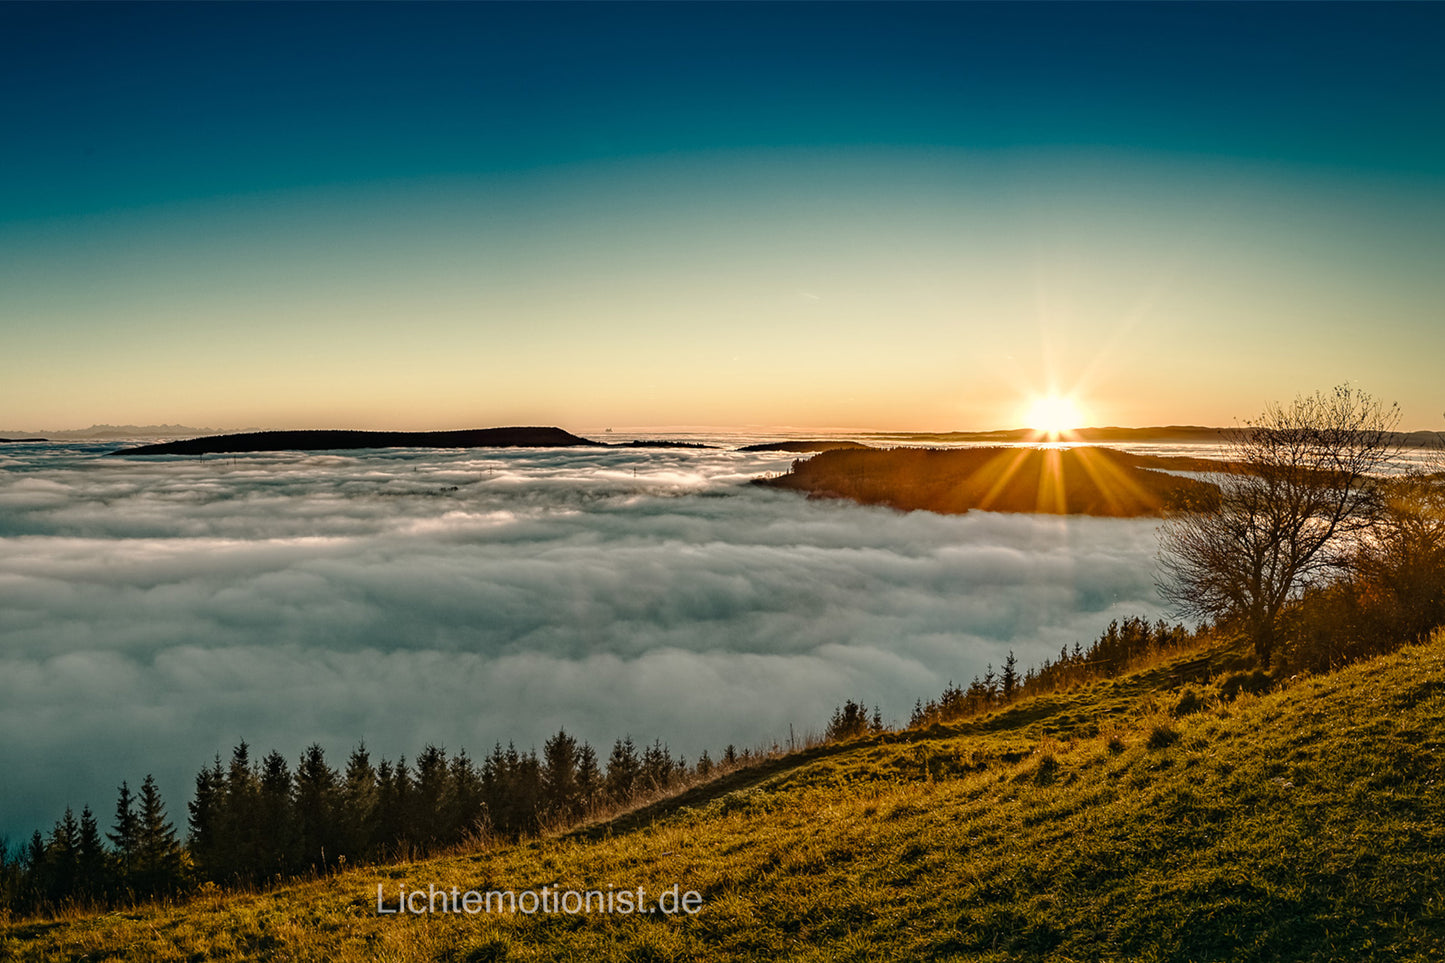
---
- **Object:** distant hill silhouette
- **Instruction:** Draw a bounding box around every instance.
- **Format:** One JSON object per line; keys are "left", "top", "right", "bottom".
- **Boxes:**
{"left": 0, "top": 424, "right": 220, "bottom": 441}
{"left": 109, "top": 427, "right": 603, "bottom": 456}
{"left": 875, "top": 426, "right": 1231, "bottom": 444}
{"left": 756, "top": 446, "right": 1222, "bottom": 517}
{"left": 876, "top": 426, "right": 1443, "bottom": 447}
{"left": 738, "top": 440, "right": 875, "bottom": 453}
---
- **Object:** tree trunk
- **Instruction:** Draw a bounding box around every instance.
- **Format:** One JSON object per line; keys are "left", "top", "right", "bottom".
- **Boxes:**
{"left": 1255, "top": 618, "right": 1275, "bottom": 668}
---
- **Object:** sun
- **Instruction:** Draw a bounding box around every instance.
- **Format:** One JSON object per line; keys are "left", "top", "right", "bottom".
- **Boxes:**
{"left": 1024, "top": 394, "right": 1085, "bottom": 439}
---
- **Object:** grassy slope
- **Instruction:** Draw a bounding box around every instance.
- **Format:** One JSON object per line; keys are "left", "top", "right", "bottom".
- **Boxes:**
{"left": 6, "top": 636, "right": 1445, "bottom": 962}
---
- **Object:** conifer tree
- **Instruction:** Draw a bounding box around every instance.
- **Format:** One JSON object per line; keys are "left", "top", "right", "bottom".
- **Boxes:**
{"left": 480, "top": 743, "right": 511, "bottom": 835}
{"left": 392, "top": 756, "right": 415, "bottom": 849}
{"left": 1002, "top": 650, "right": 1018, "bottom": 702}
{"left": 340, "top": 744, "right": 379, "bottom": 862}
{"left": 640, "top": 739, "right": 675, "bottom": 793}
{"left": 374, "top": 756, "right": 412, "bottom": 854}
{"left": 44, "top": 808, "right": 80, "bottom": 902}
{"left": 257, "top": 751, "right": 294, "bottom": 875}
{"left": 76, "top": 806, "right": 106, "bottom": 901}
{"left": 107, "top": 781, "right": 138, "bottom": 888}
{"left": 222, "top": 742, "right": 260, "bottom": 879}
{"left": 188, "top": 758, "right": 223, "bottom": 878}
{"left": 575, "top": 742, "right": 602, "bottom": 815}
{"left": 606, "top": 737, "right": 640, "bottom": 804}
{"left": 135, "top": 775, "right": 183, "bottom": 896}
{"left": 293, "top": 743, "right": 339, "bottom": 870}
{"left": 412, "top": 745, "right": 449, "bottom": 849}
{"left": 374, "top": 758, "right": 400, "bottom": 854}
{"left": 542, "top": 729, "right": 580, "bottom": 822}
{"left": 444, "top": 750, "right": 485, "bottom": 844}
{"left": 509, "top": 747, "right": 543, "bottom": 836}
{"left": 24, "top": 831, "right": 46, "bottom": 906}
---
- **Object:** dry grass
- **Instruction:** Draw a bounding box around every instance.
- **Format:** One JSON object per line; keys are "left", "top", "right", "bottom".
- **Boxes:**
{"left": 8, "top": 633, "right": 1445, "bottom": 961}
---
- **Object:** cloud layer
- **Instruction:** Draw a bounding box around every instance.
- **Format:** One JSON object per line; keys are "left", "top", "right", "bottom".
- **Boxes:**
{"left": 0, "top": 441, "right": 1171, "bottom": 841}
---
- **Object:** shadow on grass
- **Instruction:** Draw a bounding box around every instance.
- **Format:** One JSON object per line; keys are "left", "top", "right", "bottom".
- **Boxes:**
{"left": 567, "top": 640, "right": 1246, "bottom": 841}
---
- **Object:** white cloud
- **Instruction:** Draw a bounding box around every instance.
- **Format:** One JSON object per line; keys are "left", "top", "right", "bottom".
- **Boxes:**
{"left": 0, "top": 442, "right": 1171, "bottom": 841}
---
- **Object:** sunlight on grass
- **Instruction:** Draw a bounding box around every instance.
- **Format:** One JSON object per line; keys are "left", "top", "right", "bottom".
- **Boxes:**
{"left": 8, "top": 634, "right": 1445, "bottom": 961}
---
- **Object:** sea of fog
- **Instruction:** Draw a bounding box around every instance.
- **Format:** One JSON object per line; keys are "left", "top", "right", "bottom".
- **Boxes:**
{"left": 0, "top": 433, "right": 1191, "bottom": 843}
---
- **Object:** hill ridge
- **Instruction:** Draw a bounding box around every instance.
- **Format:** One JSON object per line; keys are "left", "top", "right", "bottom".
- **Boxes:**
{"left": 107, "top": 426, "right": 604, "bottom": 456}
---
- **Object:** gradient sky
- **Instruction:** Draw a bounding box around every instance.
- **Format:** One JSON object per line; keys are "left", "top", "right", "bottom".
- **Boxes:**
{"left": 2, "top": 2, "right": 1443, "bottom": 432}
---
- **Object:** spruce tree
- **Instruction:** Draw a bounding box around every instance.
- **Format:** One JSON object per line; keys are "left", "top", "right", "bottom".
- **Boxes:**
{"left": 76, "top": 806, "right": 106, "bottom": 901}
{"left": 222, "top": 742, "right": 260, "bottom": 879}
{"left": 24, "top": 831, "right": 46, "bottom": 906}
{"left": 293, "top": 744, "right": 339, "bottom": 871}
{"left": 107, "top": 781, "right": 138, "bottom": 888}
{"left": 257, "top": 751, "right": 294, "bottom": 876}
{"left": 444, "top": 750, "right": 485, "bottom": 845}
{"left": 45, "top": 808, "right": 80, "bottom": 902}
{"left": 340, "top": 744, "right": 378, "bottom": 862}
{"left": 606, "top": 737, "right": 640, "bottom": 804}
{"left": 374, "top": 756, "right": 412, "bottom": 854}
{"left": 640, "top": 739, "right": 673, "bottom": 792}
{"left": 542, "top": 729, "right": 580, "bottom": 822}
{"left": 412, "top": 745, "right": 449, "bottom": 850}
{"left": 480, "top": 744, "right": 511, "bottom": 836}
{"left": 135, "top": 775, "right": 183, "bottom": 896}
{"left": 575, "top": 742, "right": 602, "bottom": 816}
{"left": 1002, "top": 650, "right": 1018, "bottom": 702}
{"left": 188, "top": 758, "right": 223, "bottom": 879}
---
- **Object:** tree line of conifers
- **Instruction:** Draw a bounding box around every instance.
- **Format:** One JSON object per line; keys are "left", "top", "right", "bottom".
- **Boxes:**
{"left": 0, "top": 731, "right": 742, "bottom": 914}
{"left": 4, "top": 614, "right": 1203, "bottom": 915}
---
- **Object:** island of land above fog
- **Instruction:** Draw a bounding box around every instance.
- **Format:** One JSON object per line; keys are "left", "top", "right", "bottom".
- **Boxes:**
{"left": 757, "top": 446, "right": 1225, "bottom": 518}
{"left": 106, "top": 427, "right": 731, "bottom": 455}
{"left": 109, "top": 427, "right": 605, "bottom": 456}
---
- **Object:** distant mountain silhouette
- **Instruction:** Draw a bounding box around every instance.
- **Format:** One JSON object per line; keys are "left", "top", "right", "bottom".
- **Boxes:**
{"left": 876, "top": 426, "right": 1443, "bottom": 447}
{"left": 0, "top": 424, "right": 219, "bottom": 441}
{"left": 874, "top": 426, "right": 1232, "bottom": 444}
{"left": 109, "top": 427, "right": 603, "bottom": 456}
{"left": 756, "top": 446, "right": 1222, "bottom": 517}
{"left": 737, "top": 441, "right": 875, "bottom": 453}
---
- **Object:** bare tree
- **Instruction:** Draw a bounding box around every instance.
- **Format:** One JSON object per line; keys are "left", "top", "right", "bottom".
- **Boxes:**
{"left": 1346, "top": 431, "right": 1445, "bottom": 645}
{"left": 1157, "top": 385, "right": 1400, "bottom": 666}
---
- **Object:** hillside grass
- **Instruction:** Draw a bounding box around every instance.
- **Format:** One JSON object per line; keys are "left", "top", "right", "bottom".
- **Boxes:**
{"left": 6, "top": 634, "right": 1445, "bottom": 962}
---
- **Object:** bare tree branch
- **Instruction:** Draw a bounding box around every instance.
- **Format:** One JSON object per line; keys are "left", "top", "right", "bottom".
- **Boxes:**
{"left": 1157, "top": 385, "right": 1400, "bottom": 666}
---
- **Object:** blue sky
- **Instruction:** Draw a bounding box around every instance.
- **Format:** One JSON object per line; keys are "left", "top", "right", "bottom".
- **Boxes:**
{"left": 3, "top": 2, "right": 1443, "bottom": 430}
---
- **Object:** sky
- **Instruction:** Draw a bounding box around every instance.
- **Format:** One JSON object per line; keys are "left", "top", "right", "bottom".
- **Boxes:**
{"left": 2, "top": 2, "right": 1444, "bottom": 431}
